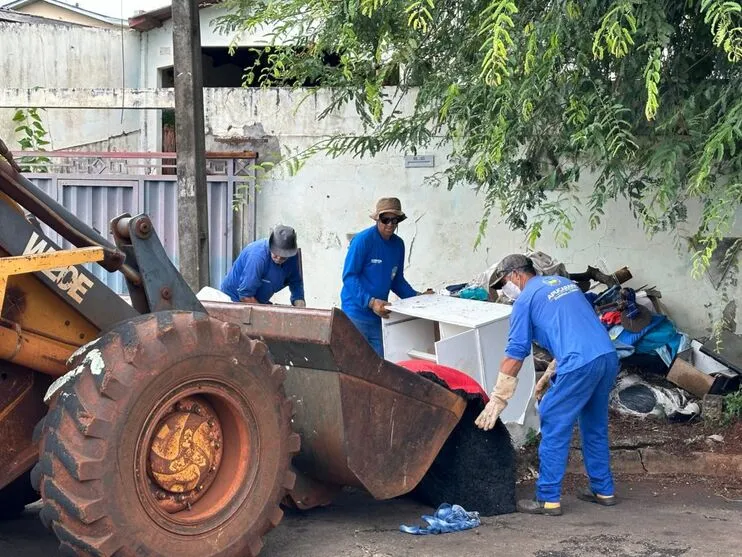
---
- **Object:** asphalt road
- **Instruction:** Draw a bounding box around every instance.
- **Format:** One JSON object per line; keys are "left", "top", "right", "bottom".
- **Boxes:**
{"left": 2, "top": 477, "right": 740, "bottom": 556}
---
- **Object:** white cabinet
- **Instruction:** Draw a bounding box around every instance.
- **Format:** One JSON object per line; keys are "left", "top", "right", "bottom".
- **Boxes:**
{"left": 382, "top": 294, "right": 536, "bottom": 424}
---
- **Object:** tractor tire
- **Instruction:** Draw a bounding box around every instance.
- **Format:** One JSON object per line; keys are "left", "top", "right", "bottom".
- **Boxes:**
{"left": 32, "top": 311, "right": 299, "bottom": 557}
{"left": 0, "top": 471, "right": 39, "bottom": 520}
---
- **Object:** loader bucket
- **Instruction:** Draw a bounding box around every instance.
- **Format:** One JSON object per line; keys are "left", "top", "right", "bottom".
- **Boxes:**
{"left": 202, "top": 303, "right": 466, "bottom": 501}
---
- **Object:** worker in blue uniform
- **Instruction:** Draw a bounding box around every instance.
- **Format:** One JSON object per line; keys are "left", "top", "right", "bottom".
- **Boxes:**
{"left": 341, "top": 197, "right": 430, "bottom": 357}
{"left": 475, "top": 254, "right": 619, "bottom": 516}
{"left": 221, "top": 224, "right": 306, "bottom": 307}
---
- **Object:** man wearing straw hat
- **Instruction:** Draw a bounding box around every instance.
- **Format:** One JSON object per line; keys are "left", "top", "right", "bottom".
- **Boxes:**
{"left": 341, "top": 197, "right": 430, "bottom": 357}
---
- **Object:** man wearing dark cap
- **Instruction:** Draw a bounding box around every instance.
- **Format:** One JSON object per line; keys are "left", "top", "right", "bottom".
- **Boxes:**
{"left": 220, "top": 224, "right": 306, "bottom": 307}
{"left": 475, "top": 254, "right": 618, "bottom": 516}
{"left": 341, "top": 197, "right": 429, "bottom": 356}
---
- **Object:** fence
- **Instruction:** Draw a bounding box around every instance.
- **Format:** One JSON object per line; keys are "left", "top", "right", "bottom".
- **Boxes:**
{"left": 15, "top": 151, "right": 257, "bottom": 294}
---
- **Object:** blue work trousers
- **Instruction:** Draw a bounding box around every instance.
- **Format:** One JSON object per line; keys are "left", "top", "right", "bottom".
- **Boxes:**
{"left": 351, "top": 318, "right": 384, "bottom": 357}
{"left": 536, "top": 352, "right": 619, "bottom": 502}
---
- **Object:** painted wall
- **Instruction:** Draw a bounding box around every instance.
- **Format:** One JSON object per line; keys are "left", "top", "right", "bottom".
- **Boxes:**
{"left": 139, "top": 5, "right": 284, "bottom": 92}
{"left": 1, "top": 5, "right": 736, "bottom": 338}
{"left": 10, "top": 1, "right": 117, "bottom": 28}
{"left": 185, "top": 87, "right": 738, "bottom": 339}
{"left": 0, "top": 20, "right": 141, "bottom": 149}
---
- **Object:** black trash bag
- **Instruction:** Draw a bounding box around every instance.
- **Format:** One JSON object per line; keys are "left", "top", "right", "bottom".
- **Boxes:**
{"left": 617, "top": 384, "right": 658, "bottom": 414}
{"left": 410, "top": 399, "right": 517, "bottom": 516}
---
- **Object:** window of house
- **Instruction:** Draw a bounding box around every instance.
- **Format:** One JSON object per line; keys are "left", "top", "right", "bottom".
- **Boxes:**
{"left": 158, "top": 46, "right": 398, "bottom": 88}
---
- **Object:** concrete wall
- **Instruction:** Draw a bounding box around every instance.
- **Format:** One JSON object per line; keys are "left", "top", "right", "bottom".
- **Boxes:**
{"left": 181, "top": 87, "right": 737, "bottom": 338}
{"left": 1, "top": 0, "right": 736, "bottom": 337}
{"left": 64, "top": 130, "right": 142, "bottom": 153}
{"left": 11, "top": 2, "right": 117, "bottom": 28}
{"left": 140, "top": 5, "right": 276, "bottom": 91}
{"left": 132, "top": 9, "right": 741, "bottom": 338}
{"left": 0, "top": 20, "right": 140, "bottom": 149}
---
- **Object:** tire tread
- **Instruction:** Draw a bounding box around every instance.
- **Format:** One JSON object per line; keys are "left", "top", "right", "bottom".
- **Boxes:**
{"left": 36, "top": 311, "right": 298, "bottom": 557}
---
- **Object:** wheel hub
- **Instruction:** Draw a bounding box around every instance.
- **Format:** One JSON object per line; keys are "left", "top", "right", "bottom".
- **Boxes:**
{"left": 148, "top": 396, "right": 223, "bottom": 512}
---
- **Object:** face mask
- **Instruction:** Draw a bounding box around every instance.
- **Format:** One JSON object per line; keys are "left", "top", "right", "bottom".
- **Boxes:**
{"left": 502, "top": 281, "right": 522, "bottom": 301}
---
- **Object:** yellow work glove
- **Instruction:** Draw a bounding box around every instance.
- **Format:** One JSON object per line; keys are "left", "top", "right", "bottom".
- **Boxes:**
{"left": 535, "top": 359, "right": 556, "bottom": 401}
{"left": 475, "top": 373, "right": 518, "bottom": 430}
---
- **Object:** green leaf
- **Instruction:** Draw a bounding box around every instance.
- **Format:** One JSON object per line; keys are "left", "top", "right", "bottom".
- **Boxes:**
{"left": 209, "top": 0, "right": 742, "bottom": 310}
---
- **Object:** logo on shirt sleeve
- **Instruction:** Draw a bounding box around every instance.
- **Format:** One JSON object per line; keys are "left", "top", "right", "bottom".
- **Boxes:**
{"left": 391, "top": 266, "right": 398, "bottom": 279}
{"left": 371, "top": 259, "right": 382, "bottom": 264}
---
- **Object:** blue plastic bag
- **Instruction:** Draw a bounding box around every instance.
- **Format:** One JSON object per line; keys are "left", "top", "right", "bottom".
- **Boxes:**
{"left": 458, "top": 286, "right": 489, "bottom": 301}
{"left": 400, "top": 503, "right": 481, "bottom": 535}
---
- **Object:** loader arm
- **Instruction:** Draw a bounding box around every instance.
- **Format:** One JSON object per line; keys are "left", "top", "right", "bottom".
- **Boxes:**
{"left": 0, "top": 144, "right": 203, "bottom": 492}
{"left": 0, "top": 140, "right": 134, "bottom": 280}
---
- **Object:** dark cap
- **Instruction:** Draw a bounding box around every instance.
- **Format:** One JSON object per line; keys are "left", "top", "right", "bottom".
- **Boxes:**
{"left": 269, "top": 225, "right": 298, "bottom": 258}
{"left": 490, "top": 254, "right": 534, "bottom": 289}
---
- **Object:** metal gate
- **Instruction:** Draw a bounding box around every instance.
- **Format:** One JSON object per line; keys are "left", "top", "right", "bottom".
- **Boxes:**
{"left": 20, "top": 151, "right": 257, "bottom": 294}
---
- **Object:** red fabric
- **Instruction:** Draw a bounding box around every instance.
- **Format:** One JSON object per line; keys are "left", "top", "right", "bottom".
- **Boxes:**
{"left": 600, "top": 310, "right": 622, "bottom": 326}
{"left": 396, "top": 360, "right": 489, "bottom": 402}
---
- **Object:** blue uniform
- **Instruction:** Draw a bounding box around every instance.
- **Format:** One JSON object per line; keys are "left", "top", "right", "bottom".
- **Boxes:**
{"left": 220, "top": 239, "right": 304, "bottom": 304}
{"left": 504, "top": 275, "right": 618, "bottom": 503}
{"left": 341, "top": 225, "right": 417, "bottom": 356}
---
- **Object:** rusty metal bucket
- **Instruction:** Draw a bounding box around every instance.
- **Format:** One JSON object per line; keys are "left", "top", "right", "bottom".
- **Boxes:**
{"left": 202, "top": 303, "right": 466, "bottom": 507}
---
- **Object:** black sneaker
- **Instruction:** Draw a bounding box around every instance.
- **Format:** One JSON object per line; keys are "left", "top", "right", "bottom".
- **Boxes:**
{"left": 516, "top": 498, "right": 563, "bottom": 516}
{"left": 577, "top": 488, "right": 617, "bottom": 506}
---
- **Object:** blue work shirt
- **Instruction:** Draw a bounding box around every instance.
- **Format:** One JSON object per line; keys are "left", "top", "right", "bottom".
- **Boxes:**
{"left": 505, "top": 275, "right": 615, "bottom": 374}
{"left": 220, "top": 239, "right": 304, "bottom": 304}
{"left": 341, "top": 225, "right": 417, "bottom": 324}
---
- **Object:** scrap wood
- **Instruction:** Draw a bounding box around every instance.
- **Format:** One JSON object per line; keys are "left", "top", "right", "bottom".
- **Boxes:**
{"left": 569, "top": 265, "right": 632, "bottom": 286}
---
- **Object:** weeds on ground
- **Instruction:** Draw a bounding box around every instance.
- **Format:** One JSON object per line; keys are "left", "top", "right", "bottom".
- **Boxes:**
{"left": 723, "top": 389, "right": 742, "bottom": 424}
{"left": 524, "top": 428, "right": 540, "bottom": 447}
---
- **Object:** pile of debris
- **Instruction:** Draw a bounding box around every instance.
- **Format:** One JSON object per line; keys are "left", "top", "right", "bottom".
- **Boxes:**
{"left": 452, "top": 251, "right": 741, "bottom": 425}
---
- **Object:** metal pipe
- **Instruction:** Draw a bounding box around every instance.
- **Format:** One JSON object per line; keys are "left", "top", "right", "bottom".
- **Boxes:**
{"left": 115, "top": 217, "right": 132, "bottom": 239}
{"left": 0, "top": 324, "right": 73, "bottom": 376}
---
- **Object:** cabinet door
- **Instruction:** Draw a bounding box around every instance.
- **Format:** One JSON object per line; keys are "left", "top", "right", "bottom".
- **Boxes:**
{"left": 435, "top": 329, "right": 485, "bottom": 388}
{"left": 479, "top": 322, "right": 536, "bottom": 425}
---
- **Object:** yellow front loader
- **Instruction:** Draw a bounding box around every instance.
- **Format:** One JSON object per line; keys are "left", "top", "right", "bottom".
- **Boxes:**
{"left": 0, "top": 142, "right": 468, "bottom": 556}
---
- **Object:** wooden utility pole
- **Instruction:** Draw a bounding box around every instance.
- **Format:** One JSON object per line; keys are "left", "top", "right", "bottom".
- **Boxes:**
{"left": 172, "top": 0, "right": 210, "bottom": 291}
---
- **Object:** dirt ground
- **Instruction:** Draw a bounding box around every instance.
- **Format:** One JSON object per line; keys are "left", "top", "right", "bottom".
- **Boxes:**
{"left": 517, "top": 411, "right": 742, "bottom": 481}
{"left": 607, "top": 413, "right": 742, "bottom": 455}
{"left": 2, "top": 477, "right": 740, "bottom": 557}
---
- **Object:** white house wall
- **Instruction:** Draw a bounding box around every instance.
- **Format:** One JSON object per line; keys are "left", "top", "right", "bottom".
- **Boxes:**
{"left": 140, "top": 5, "right": 279, "bottom": 92}
{"left": 1, "top": 80, "right": 735, "bottom": 337}
{"left": 134, "top": 8, "right": 741, "bottom": 339}
{"left": 0, "top": 21, "right": 141, "bottom": 149}
{"left": 0, "top": 2, "right": 737, "bottom": 338}
{"left": 189, "top": 87, "right": 737, "bottom": 339}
